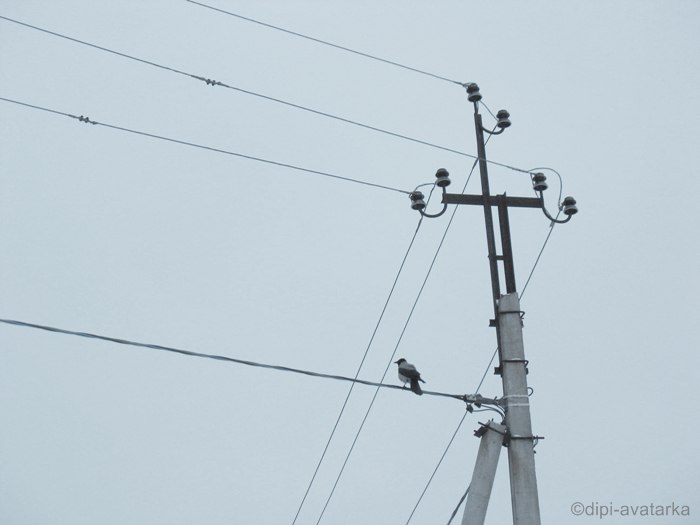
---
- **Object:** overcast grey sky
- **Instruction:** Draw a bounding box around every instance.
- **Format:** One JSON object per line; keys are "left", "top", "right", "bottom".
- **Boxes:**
{"left": 1, "top": 1, "right": 699, "bottom": 524}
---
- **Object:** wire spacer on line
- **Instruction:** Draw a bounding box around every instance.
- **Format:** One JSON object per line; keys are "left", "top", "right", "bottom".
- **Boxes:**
{"left": 77, "top": 115, "right": 96, "bottom": 124}
{"left": 191, "top": 74, "right": 222, "bottom": 86}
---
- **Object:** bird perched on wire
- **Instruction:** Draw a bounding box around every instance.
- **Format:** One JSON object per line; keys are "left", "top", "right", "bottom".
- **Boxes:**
{"left": 394, "top": 358, "right": 426, "bottom": 396}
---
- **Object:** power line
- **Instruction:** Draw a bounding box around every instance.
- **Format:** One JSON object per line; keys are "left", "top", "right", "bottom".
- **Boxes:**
{"left": 314, "top": 130, "right": 495, "bottom": 521}
{"left": 291, "top": 215, "right": 426, "bottom": 525}
{"left": 0, "top": 96, "right": 408, "bottom": 195}
{"left": 520, "top": 212, "right": 561, "bottom": 300}
{"left": 405, "top": 410, "right": 470, "bottom": 524}
{"left": 184, "top": 0, "right": 466, "bottom": 86}
{"left": 314, "top": 147, "right": 485, "bottom": 523}
{"left": 446, "top": 484, "right": 471, "bottom": 525}
{"left": 0, "top": 318, "right": 466, "bottom": 401}
{"left": 295, "top": 184, "right": 441, "bottom": 523}
{"left": 0, "top": 14, "right": 193, "bottom": 79}
{"left": 479, "top": 100, "right": 499, "bottom": 123}
{"left": 0, "top": 15, "right": 537, "bottom": 178}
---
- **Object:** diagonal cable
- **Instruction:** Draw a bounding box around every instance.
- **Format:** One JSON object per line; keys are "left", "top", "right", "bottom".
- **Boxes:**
{"left": 316, "top": 128, "right": 496, "bottom": 522}
{"left": 405, "top": 410, "right": 470, "bottom": 524}
{"left": 0, "top": 96, "right": 408, "bottom": 195}
{"left": 184, "top": 0, "right": 466, "bottom": 86}
{"left": 290, "top": 214, "right": 426, "bottom": 524}
{"left": 0, "top": 15, "right": 536, "bottom": 177}
{"left": 446, "top": 484, "right": 471, "bottom": 525}
{"left": 315, "top": 147, "right": 486, "bottom": 523}
{"left": 520, "top": 211, "right": 561, "bottom": 300}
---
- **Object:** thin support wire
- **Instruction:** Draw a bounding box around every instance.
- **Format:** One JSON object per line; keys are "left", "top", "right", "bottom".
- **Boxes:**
{"left": 184, "top": 0, "right": 466, "bottom": 86}
{"left": 316, "top": 140, "right": 487, "bottom": 523}
{"left": 520, "top": 211, "right": 561, "bottom": 300}
{"left": 291, "top": 216, "right": 424, "bottom": 525}
{"left": 446, "top": 485, "right": 470, "bottom": 525}
{"left": 0, "top": 15, "right": 542, "bottom": 179}
{"left": 0, "top": 96, "right": 409, "bottom": 195}
{"left": 0, "top": 15, "right": 193, "bottom": 79}
{"left": 404, "top": 411, "right": 470, "bottom": 524}
{"left": 312, "top": 188, "right": 444, "bottom": 523}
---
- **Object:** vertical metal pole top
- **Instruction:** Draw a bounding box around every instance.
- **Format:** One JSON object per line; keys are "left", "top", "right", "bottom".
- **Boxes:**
{"left": 497, "top": 196, "right": 517, "bottom": 294}
{"left": 473, "top": 110, "right": 501, "bottom": 316}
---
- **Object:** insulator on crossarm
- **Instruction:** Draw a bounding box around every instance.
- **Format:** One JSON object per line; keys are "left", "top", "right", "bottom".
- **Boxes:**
{"left": 531, "top": 173, "right": 548, "bottom": 192}
{"left": 435, "top": 168, "right": 451, "bottom": 188}
{"left": 409, "top": 191, "right": 426, "bottom": 211}
{"left": 562, "top": 196, "right": 578, "bottom": 216}
{"left": 496, "top": 109, "right": 511, "bottom": 129}
{"left": 466, "top": 83, "right": 482, "bottom": 102}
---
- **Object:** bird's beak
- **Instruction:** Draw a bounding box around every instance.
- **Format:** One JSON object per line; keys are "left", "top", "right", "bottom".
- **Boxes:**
{"left": 394, "top": 360, "right": 400, "bottom": 364}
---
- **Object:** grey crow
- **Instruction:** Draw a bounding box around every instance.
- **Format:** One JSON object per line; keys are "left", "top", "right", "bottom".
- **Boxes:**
{"left": 394, "top": 358, "right": 425, "bottom": 396}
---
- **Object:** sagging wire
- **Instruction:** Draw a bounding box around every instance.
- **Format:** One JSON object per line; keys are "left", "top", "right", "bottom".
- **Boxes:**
{"left": 0, "top": 96, "right": 409, "bottom": 195}
{"left": 184, "top": 0, "right": 467, "bottom": 86}
{"left": 0, "top": 318, "right": 467, "bottom": 401}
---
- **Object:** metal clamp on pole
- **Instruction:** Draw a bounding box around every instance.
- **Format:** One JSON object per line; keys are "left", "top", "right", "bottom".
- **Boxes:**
{"left": 505, "top": 433, "right": 545, "bottom": 447}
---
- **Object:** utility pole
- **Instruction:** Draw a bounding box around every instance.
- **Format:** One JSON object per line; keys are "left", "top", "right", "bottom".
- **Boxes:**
{"left": 408, "top": 83, "right": 578, "bottom": 525}
{"left": 462, "top": 421, "right": 507, "bottom": 525}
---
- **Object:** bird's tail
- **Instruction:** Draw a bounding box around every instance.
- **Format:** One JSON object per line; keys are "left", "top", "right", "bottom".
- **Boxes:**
{"left": 410, "top": 378, "right": 423, "bottom": 396}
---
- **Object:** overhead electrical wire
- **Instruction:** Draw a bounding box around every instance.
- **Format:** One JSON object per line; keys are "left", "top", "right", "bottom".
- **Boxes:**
{"left": 0, "top": 84, "right": 563, "bottom": 517}
{"left": 0, "top": 14, "right": 537, "bottom": 178}
{"left": 184, "top": 0, "right": 466, "bottom": 86}
{"left": 313, "top": 135, "right": 489, "bottom": 523}
{"left": 0, "top": 96, "right": 408, "bottom": 195}
{"left": 314, "top": 127, "right": 493, "bottom": 522}
{"left": 405, "top": 410, "right": 470, "bottom": 524}
{"left": 291, "top": 213, "right": 426, "bottom": 525}
{"left": 479, "top": 100, "right": 500, "bottom": 123}
{"left": 294, "top": 183, "right": 438, "bottom": 524}
{"left": 0, "top": 318, "right": 467, "bottom": 401}
{"left": 520, "top": 215, "right": 561, "bottom": 300}
{"left": 446, "top": 485, "right": 471, "bottom": 525}
{"left": 401, "top": 156, "right": 489, "bottom": 525}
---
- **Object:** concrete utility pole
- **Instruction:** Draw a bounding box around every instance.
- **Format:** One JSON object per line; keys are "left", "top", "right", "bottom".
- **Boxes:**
{"left": 408, "top": 83, "right": 578, "bottom": 525}
{"left": 462, "top": 421, "right": 507, "bottom": 525}
{"left": 497, "top": 293, "right": 540, "bottom": 525}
